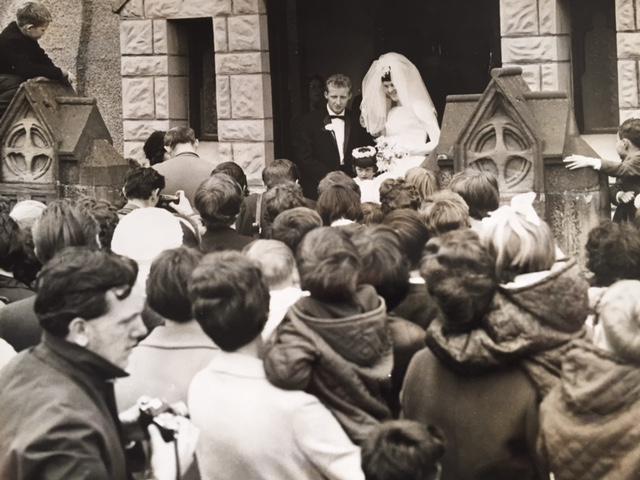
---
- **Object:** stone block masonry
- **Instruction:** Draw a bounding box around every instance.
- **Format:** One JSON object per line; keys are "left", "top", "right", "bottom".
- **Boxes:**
{"left": 616, "top": 0, "right": 640, "bottom": 121}
{"left": 118, "top": 0, "right": 274, "bottom": 179}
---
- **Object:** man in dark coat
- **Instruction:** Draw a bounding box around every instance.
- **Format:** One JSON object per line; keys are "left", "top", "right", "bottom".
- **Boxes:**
{"left": 0, "top": 248, "right": 197, "bottom": 479}
{"left": 292, "top": 74, "right": 372, "bottom": 199}
{"left": 0, "top": 2, "right": 74, "bottom": 118}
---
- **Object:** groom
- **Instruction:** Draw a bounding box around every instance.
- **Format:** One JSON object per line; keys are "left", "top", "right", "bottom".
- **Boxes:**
{"left": 292, "top": 73, "right": 372, "bottom": 199}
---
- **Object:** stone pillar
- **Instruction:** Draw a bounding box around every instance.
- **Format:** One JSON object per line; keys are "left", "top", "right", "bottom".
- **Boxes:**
{"left": 616, "top": 0, "right": 640, "bottom": 121}
{"left": 117, "top": 0, "right": 274, "bottom": 185}
{"left": 500, "top": 0, "right": 572, "bottom": 94}
{"left": 216, "top": 0, "right": 274, "bottom": 186}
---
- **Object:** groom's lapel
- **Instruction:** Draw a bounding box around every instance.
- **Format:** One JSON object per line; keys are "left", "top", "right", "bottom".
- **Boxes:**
{"left": 343, "top": 113, "right": 352, "bottom": 154}
{"left": 322, "top": 113, "right": 339, "bottom": 152}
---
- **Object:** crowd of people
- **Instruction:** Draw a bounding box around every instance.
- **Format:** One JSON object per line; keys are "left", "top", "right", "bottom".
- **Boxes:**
{"left": 0, "top": 119, "right": 639, "bottom": 479}
{"left": 1, "top": 2, "right": 640, "bottom": 480}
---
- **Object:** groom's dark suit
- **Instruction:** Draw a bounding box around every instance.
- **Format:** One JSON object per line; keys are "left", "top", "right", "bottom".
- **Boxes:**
{"left": 292, "top": 107, "right": 372, "bottom": 199}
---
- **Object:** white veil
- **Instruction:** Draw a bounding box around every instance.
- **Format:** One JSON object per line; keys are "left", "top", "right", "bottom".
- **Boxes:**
{"left": 360, "top": 52, "right": 440, "bottom": 143}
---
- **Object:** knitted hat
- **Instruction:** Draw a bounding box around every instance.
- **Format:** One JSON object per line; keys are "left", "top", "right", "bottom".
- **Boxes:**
{"left": 10, "top": 200, "right": 46, "bottom": 231}
{"left": 598, "top": 279, "right": 640, "bottom": 364}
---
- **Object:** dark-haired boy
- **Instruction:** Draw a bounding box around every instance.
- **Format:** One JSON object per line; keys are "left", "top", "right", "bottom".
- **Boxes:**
{"left": 565, "top": 117, "right": 640, "bottom": 222}
{"left": 0, "top": 2, "right": 74, "bottom": 117}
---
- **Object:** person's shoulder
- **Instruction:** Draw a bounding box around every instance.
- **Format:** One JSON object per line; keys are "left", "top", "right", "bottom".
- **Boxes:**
{"left": 0, "top": 22, "right": 21, "bottom": 41}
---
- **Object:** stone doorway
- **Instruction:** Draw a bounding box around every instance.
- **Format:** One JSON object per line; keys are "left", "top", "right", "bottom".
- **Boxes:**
{"left": 268, "top": 0, "right": 501, "bottom": 158}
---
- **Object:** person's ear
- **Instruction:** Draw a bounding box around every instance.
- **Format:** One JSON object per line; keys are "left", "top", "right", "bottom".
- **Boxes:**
{"left": 150, "top": 188, "right": 160, "bottom": 204}
{"left": 194, "top": 139, "right": 199, "bottom": 149}
{"left": 324, "top": 90, "right": 329, "bottom": 101}
{"left": 66, "top": 317, "right": 90, "bottom": 347}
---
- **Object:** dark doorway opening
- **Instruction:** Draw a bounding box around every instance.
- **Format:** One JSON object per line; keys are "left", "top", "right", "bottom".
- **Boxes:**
{"left": 268, "top": 0, "right": 501, "bottom": 158}
{"left": 570, "top": 0, "right": 619, "bottom": 133}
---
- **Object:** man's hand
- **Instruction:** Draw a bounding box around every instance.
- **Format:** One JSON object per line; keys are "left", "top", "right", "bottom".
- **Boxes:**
{"left": 27, "top": 76, "right": 48, "bottom": 83}
{"left": 149, "top": 416, "right": 199, "bottom": 480}
{"left": 633, "top": 194, "right": 640, "bottom": 208}
{"left": 64, "top": 70, "right": 76, "bottom": 89}
{"left": 563, "top": 155, "right": 600, "bottom": 170}
{"left": 168, "top": 190, "right": 195, "bottom": 217}
{"left": 618, "top": 191, "right": 635, "bottom": 204}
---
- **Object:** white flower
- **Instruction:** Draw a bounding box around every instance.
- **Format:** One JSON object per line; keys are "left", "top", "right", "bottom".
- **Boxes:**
{"left": 324, "top": 124, "right": 335, "bottom": 132}
{"left": 352, "top": 146, "right": 377, "bottom": 159}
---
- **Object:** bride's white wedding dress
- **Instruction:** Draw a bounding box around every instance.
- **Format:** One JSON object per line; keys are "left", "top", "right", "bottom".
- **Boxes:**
{"left": 361, "top": 52, "right": 440, "bottom": 179}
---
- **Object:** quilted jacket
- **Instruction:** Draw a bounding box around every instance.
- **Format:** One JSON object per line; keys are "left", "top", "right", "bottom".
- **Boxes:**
{"left": 538, "top": 340, "right": 640, "bottom": 479}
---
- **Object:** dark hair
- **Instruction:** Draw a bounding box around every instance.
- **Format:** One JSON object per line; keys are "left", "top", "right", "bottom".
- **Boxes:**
{"left": 362, "top": 420, "right": 445, "bottom": 480}
{"left": 195, "top": 173, "right": 243, "bottom": 229}
{"left": 17, "top": 1, "right": 51, "bottom": 27}
{"left": 419, "top": 190, "right": 470, "bottom": 237}
{"left": 586, "top": 220, "right": 640, "bottom": 287}
{"left": 212, "top": 162, "right": 248, "bottom": 196}
{"left": 76, "top": 196, "right": 120, "bottom": 251}
{"left": 316, "top": 184, "right": 363, "bottom": 225}
{"left": 33, "top": 200, "right": 100, "bottom": 264}
{"left": 0, "top": 213, "right": 25, "bottom": 272}
{"left": 262, "top": 159, "right": 299, "bottom": 189}
{"left": 146, "top": 247, "right": 203, "bottom": 323}
{"left": 448, "top": 169, "right": 499, "bottom": 220}
{"left": 353, "top": 155, "right": 378, "bottom": 171}
{"left": 143, "top": 131, "right": 166, "bottom": 166}
{"left": 619, "top": 117, "right": 640, "bottom": 149}
{"left": 325, "top": 73, "right": 352, "bottom": 92}
{"left": 35, "top": 247, "right": 138, "bottom": 337}
{"left": 361, "top": 202, "right": 385, "bottom": 225}
{"left": 124, "top": 167, "right": 166, "bottom": 200}
{"left": 190, "top": 251, "right": 270, "bottom": 351}
{"left": 383, "top": 209, "right": 429, "bottom": 268}
{"left": 421, "top": 229, "right": 497, "bottom": 332}
{"left": 263, "top": 182, "right": 306, "bottom": 236}
{"left": 271, "top": 207, "right": 322, "bottom": 253}
{"left": 297, "top": 227, "right": 360, "bottom": 302}
{"left": 352, "top": 226, "right": 410, "bottom": 310}
{"left": 317, "top": 171, "right": 361, "bottom": 198}
{"left": 380, "top": 179, "right": 420, "bottom": 214}
{"left": 164, "top": 126, "right": 196, "bottom": 149}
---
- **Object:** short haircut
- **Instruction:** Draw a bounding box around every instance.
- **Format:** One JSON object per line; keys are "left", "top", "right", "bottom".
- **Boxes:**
{"left": 361, "top": 202, "right": 384, "bottom": 225}
{"left": 146, "top": 247, "right": 203, "bottom": 323}
{"left": 190, "top": 251, "right": 270, "bottom": 351}
{"left": 325, "top": 73, "right": 352, "bottom": 92}
{"left": 164, "top": 126, "right": 196, "bottom": 149}
{"left": 35, "top": 247, "right": 138, "bottom": 337}
{"left": 76, "top": 196, "right": 120, "bottom": 251}
{"left": 586, "top": 220, "right": 640, "bottom": 287}
{"left": 33, "top": 200, "right": 100, "bottom": 264}
{"left": 383, "top": 209, "right": 429, "bottom": 268}
{"left": 123, "top": 167, "right": 166, "bottom": 200}
{"left": 195, "top": 173, "right": 243, "bottom": 229}
{"left": 619, "top": 117, "right": 640, "bottom": 149}
{"left": 143, "top": 131, "right": 166, "bottom": 166}
{"left": 419, "top": 190, "right": 470, "bottom": 237}
{"left": 263, "top": 182, "right": 306, "bottom": 235}
{"left": 270, "top": 207, "right": 322, "bottom": 253}
{"left": 351, "top": 226, "right": 410, "bottom": 310}
{"left": 362, "top": 420, "right": 445, "bottom": 480}
{"left": 211, "top": 162, "right": 248, "bottom": 195}
{"left": 17, "top": 2, "right": 51, "bottom": 27}
{"left": 244, "top": 239, "right": 297, "bottom": 289}
{"left": 297, "top": 227, "right": 360, "bottom": 302}
{"left": 421, "top": 229, "right": 497, "bottom": 332}
{"left": 316, "top": 184, "right": 363, "bottom": 225}
{"left": 448, "top": 169, "right": 500, "bottom": 220}
{"left": 380, "top": 179, "right": 420, "bottom": 214}
{"left": 318, "top": 171, "right": 361, "bottom": 198}
{"left": 404, "top": 167, "right": 438, "bottom": 202}
{"left": 0, "top": 213, "right": 24, "bottom": 272}
{"left": 480, "top": 206, "right": 555, "bottom": 282}
{"left": 262, "top": 159, "right": 299, "bottom": 189}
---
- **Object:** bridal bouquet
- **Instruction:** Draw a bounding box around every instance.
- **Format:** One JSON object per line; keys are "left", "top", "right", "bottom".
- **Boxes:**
{"left": 374, "top": 137, "right": 409, "bottom": 173}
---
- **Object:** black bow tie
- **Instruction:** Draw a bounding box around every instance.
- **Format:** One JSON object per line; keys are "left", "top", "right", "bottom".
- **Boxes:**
{"left": 329, "top": 115, "right": 345, "bottom": 120}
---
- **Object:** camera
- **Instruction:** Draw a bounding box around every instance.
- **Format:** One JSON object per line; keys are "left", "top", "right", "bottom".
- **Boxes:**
{"left": 137, "top": 396, "right": 187, "bottom": 442}
{"left": 157, "top": 193, "right": 179, "bottom": 209}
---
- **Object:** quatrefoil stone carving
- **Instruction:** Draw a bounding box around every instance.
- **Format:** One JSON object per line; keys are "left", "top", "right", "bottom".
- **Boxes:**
{"left": 2, "top": 119, "right": 54, "bottom": 182}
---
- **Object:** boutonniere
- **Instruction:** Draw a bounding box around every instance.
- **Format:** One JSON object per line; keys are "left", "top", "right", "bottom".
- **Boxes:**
{"left": 324, "top": 124, "right": 335, "bottom": 132}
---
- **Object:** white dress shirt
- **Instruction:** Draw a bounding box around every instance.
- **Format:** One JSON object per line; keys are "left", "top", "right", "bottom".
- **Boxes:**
{"left": 327, "top": 105, "right": 346, "bottom": 164}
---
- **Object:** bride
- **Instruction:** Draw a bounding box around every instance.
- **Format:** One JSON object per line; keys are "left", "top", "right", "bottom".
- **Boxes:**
{"left": 360, "top": 52, "right": 440, "bottom": 178}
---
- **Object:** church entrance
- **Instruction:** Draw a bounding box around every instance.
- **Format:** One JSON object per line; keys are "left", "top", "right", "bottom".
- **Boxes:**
{"left": 268, "top": 0, "right": 501, "bottom": 158}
